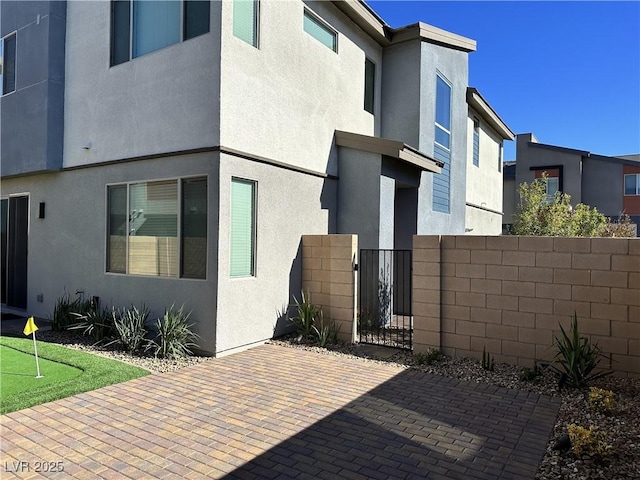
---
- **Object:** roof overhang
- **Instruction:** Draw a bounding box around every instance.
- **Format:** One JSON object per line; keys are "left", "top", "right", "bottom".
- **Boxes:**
{"left": 467, "top": 88, "right": 515, "bottom": 140}
{"left": 332, "top": 0, "right": 391, "bottom": 45}
{"left": 390, "top": 22, "right": 476, "bottom": 52}
{"left": 335, "top": 131, "right": 443, "bottom": 174}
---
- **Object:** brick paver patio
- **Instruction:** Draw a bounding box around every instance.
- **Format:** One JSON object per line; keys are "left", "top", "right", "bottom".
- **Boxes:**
{"left": 0, "top": 344, "right": 560, "bottom": 479}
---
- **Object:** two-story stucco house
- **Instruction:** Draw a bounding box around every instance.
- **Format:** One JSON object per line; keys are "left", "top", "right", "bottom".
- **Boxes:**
{"left": 503, "top": 133, "right": 640, "bottom": 234}
{"left": 1, "top": 0, "right": 511, "bottom": 355}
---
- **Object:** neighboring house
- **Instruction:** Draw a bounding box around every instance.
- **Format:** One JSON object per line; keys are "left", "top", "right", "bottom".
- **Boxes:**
{"left": 503, "top": 133, "right": 640, "bottom": 234}
{"left": 1, "top": 0, "right": 510, "bottom": 356}
{"left": 465, "top": 88, "right": 514, "bottom": 235}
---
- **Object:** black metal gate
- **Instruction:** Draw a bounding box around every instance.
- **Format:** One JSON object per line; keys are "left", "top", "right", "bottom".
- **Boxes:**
{"left": 358, "top": 249, "right": 412, "bottom": 349}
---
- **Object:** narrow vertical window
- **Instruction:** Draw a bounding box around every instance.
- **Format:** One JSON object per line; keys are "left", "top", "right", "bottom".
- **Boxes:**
{"left": 364, "top": 58, "right": 375, "bottom": 114}
{"left": 1, "top": 33, "right": 17, "bottom": 95}
{"left": 303, "top": 10, "right": 337, "bottom": 52}
{"left": 133, "top": 0, "right": 181, "bottom": 58}
{"left": 181, "top": 177, "right": 207, "bottom": 279}
{"left": 230, "top": 178, "right": 256, "bottom": 277}
{"left": 107, "top": 185, "right": 128, "bottom": 273}
{"left": 498, "top": 143, "right": 503, "bottom": 172}
{"left": 233, "top": 0, "right": 259, "bottom": 47}
{"left": 433, "top": 74, "right": 452, "bottom": 213}
{"left": 472, "top": 117, "right": 479, "bottom": 167}
{"left": 111, "top": 0, "right": 131, "bottom": 66}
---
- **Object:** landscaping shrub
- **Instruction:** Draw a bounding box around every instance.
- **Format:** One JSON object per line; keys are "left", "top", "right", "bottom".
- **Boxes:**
{"left": 147, "top": 305, "right": 199, "bottom": 359}
{"left": 550, "top": 313, "right": 611, "bottom": 388}
{"left": 108, "top": 305, "right": 150, "bottom": 354}
{"left": 70, "top": 307, "right": 114, "bottom": 343}
{"left": 520, "top": 362, "right": 544, "bottom": 382}
{"left": 567, "top": 424, "right": 610, "bottom": 457}
{"left": 313, "top": 311, "right": 340, "bottom": 347}
{"left": 52, "top": 291, "right": 93, "bottom": 331}
{"left": 291, "top": 292, "right": 320, "bottom": 341}
{"left": 589, "top": 387, "right": 615, "bottom": 413}
{"left": 413, "top": 348, "right": 442, "bottom": 366}
{"left": 481, "top": 346, "right": 495, "bottom": 371}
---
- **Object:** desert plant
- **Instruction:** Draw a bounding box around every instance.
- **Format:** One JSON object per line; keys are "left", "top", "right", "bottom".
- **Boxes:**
{"left": 598, "top": 213, "right": 637, "bottom": 237}
{"left": 481, "top": 347, "right": 495, "bottom": 371}
{"left": 291, "top": 292, "right": 320, "bottom": 341}
{"left": 69, "top": 307, "right": 114, "bottom": 343}
{"left": 589, "top": 387, "right": 615, "bottom": 413}
{"left": 566, "top": 424, "right": 611, "bottom": 457}
{"left": 414, "top": 348, "right": 442, "bottom": 366}
{"left": 52, "top": 291, "right": 93, "bottom": 331}
{"left": 520, "top": 361, "right": 544, "bottom": 382}
{"left": 107, "top": 305, "right": 150, "bottom": 353}
{"left": 147, "top": 305, "right": 199, "bottom": 359}
{"left": 313, "top": 311, "right": 340, "bottom": 348}
{"left": 550, "top": 313, "right": 611, "bottom": 388}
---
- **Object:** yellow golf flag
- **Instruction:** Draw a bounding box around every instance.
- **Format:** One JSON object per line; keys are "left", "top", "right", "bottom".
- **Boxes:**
{"left": 23, "top": 316, "right": 38, "bottom": 336}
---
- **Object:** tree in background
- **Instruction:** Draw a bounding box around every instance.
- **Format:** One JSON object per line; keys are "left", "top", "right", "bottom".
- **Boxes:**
{"left": 510, "top": 174, "right": 635, "bottom": 237}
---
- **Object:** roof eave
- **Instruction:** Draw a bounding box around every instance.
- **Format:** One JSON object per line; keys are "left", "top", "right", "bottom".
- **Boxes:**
{"left": 390, "top": 22, "right": 476, "bottom": 52}
{"left": 467, "top": 88, "right": 515, "bottom": 140}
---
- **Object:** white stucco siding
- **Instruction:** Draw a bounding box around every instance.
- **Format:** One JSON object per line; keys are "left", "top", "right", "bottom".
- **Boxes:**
{"left": 63, "top": 1, "right": 222, "bottom": 167}
{"left": 215, "top": 153, "right": 334, "bottom": 355}
{"left": 465, "top": 108, "right": 503, "bottom": 235}
{"left": 220, "top": 0, "right": 382, "bottom": 176}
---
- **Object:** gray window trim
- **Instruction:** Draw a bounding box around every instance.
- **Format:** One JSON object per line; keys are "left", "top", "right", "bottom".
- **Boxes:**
{"left": 1, "top": 31, "right": 17, "bottom": 97}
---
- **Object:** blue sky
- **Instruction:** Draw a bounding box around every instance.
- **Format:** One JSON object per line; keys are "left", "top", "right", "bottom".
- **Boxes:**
{"left": 368, "top": 1, "right": 640, "bottom": 160}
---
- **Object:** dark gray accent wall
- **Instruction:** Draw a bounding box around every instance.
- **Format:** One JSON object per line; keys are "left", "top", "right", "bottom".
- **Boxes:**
{"left": 582, "top": 157, "right": 623, "bottom": 217}
{"left": 1, "top": 1, "right": 66, "bottom": 177}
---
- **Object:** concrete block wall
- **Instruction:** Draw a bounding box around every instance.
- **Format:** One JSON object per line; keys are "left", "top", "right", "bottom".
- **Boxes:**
{"left": 302, "top": 235, "right": 358, "bottom": 343}
{"left": 413, "top": 235, "right": 640, "bottom": 377}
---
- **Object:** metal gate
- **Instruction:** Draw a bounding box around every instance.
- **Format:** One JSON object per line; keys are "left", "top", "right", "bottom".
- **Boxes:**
{"left": 358, "top": 249, "right": 412, "bottom": 349}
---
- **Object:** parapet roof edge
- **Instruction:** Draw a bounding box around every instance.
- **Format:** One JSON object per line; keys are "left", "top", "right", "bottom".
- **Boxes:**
{"left": 467, "top": 88, "right": 515, "bottom": 140}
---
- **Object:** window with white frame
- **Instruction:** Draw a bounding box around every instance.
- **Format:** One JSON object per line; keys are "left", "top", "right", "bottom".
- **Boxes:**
{"left": 230, "top": 178, "right": 256, "bottom": 277}
{"left": 303, "top": 9, "right": 337, "bottom": 52}
{"left": 1, "top": 33, "right": 16, "bottom": 95}
{"left": 110, "top": 0, "right": 210, "bottom": 66}
{"left": 625, "top": 174, "right": 640, "bottom": 195}
{"left": 545, "top": 176, "right": 559, "bottom": 202}
{"left": 233, "top": 0, "right": 259, "bottom": 47}
{"left": 107, "top": 177, "right": 207, "bottom": 279}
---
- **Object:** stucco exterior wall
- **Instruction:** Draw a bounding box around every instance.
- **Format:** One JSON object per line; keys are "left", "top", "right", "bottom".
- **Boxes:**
{"left": 417, "top": 42, "right": 469, "bottom": 235}
{"left": 0, "top": 153, "right": 220, "bottom": 354}
{"left": 1, "top": 1, "right": 66, "bottom": 176}
{"left": 465, "top": 108, "right": 504, "bottom": 235}
{"left": 215, "top": 153, "right": 336, "bottom": 356}
{"left": 582, "top": 157, "right": 623, "bottom": 218}
{"left": 63, "top": 1, "right": 221, "bottom": 167}
{"left": 220, "top": 0, "right": 381, "bottom": 177}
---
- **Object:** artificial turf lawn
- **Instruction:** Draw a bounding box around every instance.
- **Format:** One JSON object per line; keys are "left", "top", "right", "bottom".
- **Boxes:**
{"left": 0, "top": 336, "right": 149, "bottom": 415}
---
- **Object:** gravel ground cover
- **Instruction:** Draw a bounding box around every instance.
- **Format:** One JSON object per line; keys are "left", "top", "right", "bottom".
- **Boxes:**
{"left": 37, "top": 331, "right": 639, "bottom": 479}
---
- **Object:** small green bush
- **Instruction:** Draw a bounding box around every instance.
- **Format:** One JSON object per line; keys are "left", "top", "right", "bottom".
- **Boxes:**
{"left": 567, "top": 424, "right": 610, "bottom": 457}
{"left": 414, "top": 348, "right": 442, "bottom": 366}
{"left": 520, "top": 362, "right": 544, "bottom": 382}
{"left": 291, "top": 292, "right": 320, "bottom": 341}
{"left": 147, "top": 305, "right": 199, "bottom": 359}
{"left": 550, "top": 312, "right": 611, "bottom": 388}
{"left": 70, "top": 307, "right": 114, "bottom": 343}
{"left": 52, "top": 291, "right": 93, "bottom": 331}
{"left": 313, "top": 311, "right": 340, "bottom": 347}
{"left": 107, "top": 305, "right": 150, "bottom": 354}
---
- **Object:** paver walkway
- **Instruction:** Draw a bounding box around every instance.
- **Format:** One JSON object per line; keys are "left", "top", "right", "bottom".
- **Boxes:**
{"left": 0, "top": 344, "right": 560, "bottom": 479}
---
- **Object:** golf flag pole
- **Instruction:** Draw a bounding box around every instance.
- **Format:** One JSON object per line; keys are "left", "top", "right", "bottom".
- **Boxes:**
{"left": 23, "top": 316, "right": 43, "bottom": 378}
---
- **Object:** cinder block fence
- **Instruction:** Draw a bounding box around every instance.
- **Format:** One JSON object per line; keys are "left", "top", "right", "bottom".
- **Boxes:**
{"left": 413, "top": 236, "right": 640, "bottom": 377}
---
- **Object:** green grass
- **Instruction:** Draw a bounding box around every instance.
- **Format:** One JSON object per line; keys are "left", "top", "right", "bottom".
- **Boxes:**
{"left": 0, "top": 336, "right": 149, "bottom": 415}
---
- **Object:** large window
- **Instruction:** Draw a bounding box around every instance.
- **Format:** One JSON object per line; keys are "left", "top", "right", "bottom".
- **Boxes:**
{"left": 364, "top": 58, "right": 375, "bottom": 114}
{"left": 233, "top": 0, "right": 259, "bottom": 47}
{"left": 111, "top": 0, "right": 210, "bottom": 66}
{"left": 433, "top": 74, "right": 452, "bottom": 213}
{"left": 472, "top": 117, "right": 479, "bottom": 167}
{"left": 303, "top": 10, "right": 337, "bottom": 52}
{"left": 230, "top": 178, "right": 256, "bottom": 278}
{"left": 625, "top": 174, "right": 640, "bottom": 195}
{"left": 107, "top": 177, "right": 207, "bottom": 279}
{"left": 1, "top": 33, "right": 16, "bottom": 95}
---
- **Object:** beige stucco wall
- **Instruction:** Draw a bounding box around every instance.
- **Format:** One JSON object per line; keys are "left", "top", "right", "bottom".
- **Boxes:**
{"left": 413, "top": 235, "right": 640, "bottom": 377}
{"left": 465, "top": 109, "right": 504, "bottom": 235}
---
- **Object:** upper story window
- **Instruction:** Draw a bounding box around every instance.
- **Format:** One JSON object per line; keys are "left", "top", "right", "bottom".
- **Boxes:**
{"left": 233, "top": 0, "right": 259, "bottom": 47}
{"left": 625, "top": 174, "right": 640, "bottom": 195}
{"left": 1, "top": 33, "right": 16, "bottom": 95}
{"left": 498, "top": 143, "right": 503, "bottom": 172}
{"left": 364, "top": 58, "right": 375, "bottom": 114}
{"left": 303, "top": 9, "right": 337, "bottom": 52}
{"left": 534, "top": 169, "right": 560, "bottom": 203}
{"left": 107, "top": 176, "right": 207, "bottom": 279}
{"left": 435, "top": 75, "right": 451, "bottom": 149}
{"left": 472, "top": 117, "right": 480, "bottom": 167}
{"left": 111, "top": 0, "right": 210, "bottom": 67}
